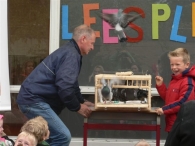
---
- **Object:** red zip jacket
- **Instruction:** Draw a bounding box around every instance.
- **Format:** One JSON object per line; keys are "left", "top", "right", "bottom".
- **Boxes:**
{"left": 156, "top": 66, "right": 195, "bottom": 132}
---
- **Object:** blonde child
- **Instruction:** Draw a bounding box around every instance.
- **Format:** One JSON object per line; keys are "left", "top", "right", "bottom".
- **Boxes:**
{"left": 21, "top": 116, "right": 49, "bottom": 146}
{"left": 135, "top": 139, "right": 150, "bottom": 146}
{"left": 155, "top": 48, "right": 195, "bottom": 132}
{"left": 14, "top": 131, "right": 37, "bottom": 146}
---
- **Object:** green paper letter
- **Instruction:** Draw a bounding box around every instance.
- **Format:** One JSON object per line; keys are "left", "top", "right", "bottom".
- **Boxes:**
{"left": 152, "top": 4, "right": 171, "bottom": 39}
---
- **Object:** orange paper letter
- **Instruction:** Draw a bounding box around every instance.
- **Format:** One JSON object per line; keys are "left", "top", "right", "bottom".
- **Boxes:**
{"left": 83, "top": 3, "right": 100, "bottom": 37}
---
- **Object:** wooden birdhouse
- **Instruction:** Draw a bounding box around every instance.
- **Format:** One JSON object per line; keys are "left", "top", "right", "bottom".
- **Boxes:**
{"left": 95, "top": 72, "right": 152, "bottom": 111}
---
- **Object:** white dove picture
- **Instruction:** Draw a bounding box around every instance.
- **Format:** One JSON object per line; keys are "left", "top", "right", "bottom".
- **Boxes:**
{"left": 98, "top": 9, "right": 142, "bottom": 42}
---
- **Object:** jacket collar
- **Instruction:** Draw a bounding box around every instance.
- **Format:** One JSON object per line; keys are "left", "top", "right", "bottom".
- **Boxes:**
{"left": 171, "top": 67, "right": 191, "bottom": 80}
{"left": 70, "top": 39, "right": 82, "bottom": 69}
{"left": 70, "top": 39, "right": 81, "bottom": 55}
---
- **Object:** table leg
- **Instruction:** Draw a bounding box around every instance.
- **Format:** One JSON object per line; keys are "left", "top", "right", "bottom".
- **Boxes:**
{"left": 83, "top": 123, "right": 88, "bottom": 146}
{"left": 156, "top": 115, "right": 161, "bottom": 146}
{"left": 156, "top": 125, "right": 160, "bottom": 146}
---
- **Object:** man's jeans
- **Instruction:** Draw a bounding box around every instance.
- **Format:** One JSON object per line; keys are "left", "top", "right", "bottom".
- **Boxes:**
{"left": 18, "top": 102, "right": 71, "bottom": 146}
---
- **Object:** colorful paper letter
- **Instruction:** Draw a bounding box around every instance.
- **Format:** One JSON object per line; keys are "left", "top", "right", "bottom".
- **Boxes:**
{"left": 152, "top": 4, "right": 170, "bottom": 39}
{"left": 102, "top": 9, "right": 118, "bottom": 43}
{"left": 83, "top": 4, "right": 100, "bottom": 37}
{"left": 123, "top": 7, "right": 145, "bottom": 43}
{"left": 192, "top": 3, "right": 195, "bottom": 37}
{"left": 62, "top": 5, "right": 72, "bottom": 39}
{"left": 170, "top": 5, "right": 186, "bottom": 43}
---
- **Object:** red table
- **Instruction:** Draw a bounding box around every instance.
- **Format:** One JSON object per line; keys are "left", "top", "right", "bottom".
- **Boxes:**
{"left": 83, "top": 108, "right": 160, "bottom": 146}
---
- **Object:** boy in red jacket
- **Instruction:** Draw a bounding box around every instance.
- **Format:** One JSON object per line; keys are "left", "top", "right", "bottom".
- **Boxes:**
{"left": 155, "top": 48, "right": 195, "bottom": 132}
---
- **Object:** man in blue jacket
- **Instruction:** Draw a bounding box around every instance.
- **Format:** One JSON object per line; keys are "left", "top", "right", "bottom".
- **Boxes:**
{"left": 17, "top": 24, "right": 96, "bottom": 146}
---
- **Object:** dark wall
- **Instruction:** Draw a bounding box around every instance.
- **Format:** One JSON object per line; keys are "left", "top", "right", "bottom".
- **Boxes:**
{"left": 60, "top": 0, "right": 195, "bottom": 87}
{"left": 59, "top": 0, "right": 194, "bottom": 140}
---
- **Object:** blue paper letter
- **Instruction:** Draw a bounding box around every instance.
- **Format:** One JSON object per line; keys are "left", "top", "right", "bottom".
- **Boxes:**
{"left": 170, "top": 5, "right": 186, "bottom": 43}
{"left": 62, "top": 5, "right": 72, "bottom": 39}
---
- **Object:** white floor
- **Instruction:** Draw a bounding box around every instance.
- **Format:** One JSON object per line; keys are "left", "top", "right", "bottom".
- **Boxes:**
{"left": 9, "top": 137, "right": 166, "bottom": 146}
{"left": 70, "top": 138, "right": 166, "bottom": 146}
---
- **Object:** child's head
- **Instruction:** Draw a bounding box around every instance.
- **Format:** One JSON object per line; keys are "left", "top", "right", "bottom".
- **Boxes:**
{"left": 135, "top": 139, "right": 150, "bottom": 146}
{"left": 168, "top": 48, "right": 190, "bottom": 75}
{"left": 23, "top": 61, "right": 35, "bottom": 76}
{"left": 15, "top": 131, "right": 38, "bottom": 146}
{"left": 93, "top": 65, "right": 104, "bottom": 75}
{"left": 130, "top": 63, "right": 141, "bottom": 73}
{"left": 21, "top": 116, "right": 50, "bottom": 143}
{"left": 0, "top": 115, "right": 4, "bottom": 137}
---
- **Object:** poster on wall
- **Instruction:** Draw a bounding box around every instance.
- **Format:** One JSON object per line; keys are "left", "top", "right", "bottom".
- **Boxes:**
{"left": 0, "top": 0, "right": 11, "bottom": 111}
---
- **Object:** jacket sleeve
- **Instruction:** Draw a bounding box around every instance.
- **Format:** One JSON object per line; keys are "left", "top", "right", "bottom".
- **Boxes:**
{"left": 55, "top": 51, "right": 82, "bottom": 112}
{"left": 75, "top": 81, "right": 84, "bottom": 103}
{"left": 162, "top": 78, "right": 194, "bottom": 115}
{"left": 156, "top": 83, "right": 167, "bottom": 100}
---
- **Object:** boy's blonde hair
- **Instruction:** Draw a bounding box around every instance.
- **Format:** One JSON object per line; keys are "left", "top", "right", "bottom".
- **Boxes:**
{"left": 16, "top": 131, "right": 38, "bottom": 146}
{"left": 21, "top": 116, "right": 49, "bottom": 143}
{"left": 135, "top": 139, "right": 151, "bottom": 146}
{"left": 168, "top": 48, "right": 190, "bottom": 64}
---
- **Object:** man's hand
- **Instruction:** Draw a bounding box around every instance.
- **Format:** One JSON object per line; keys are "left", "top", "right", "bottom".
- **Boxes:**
{"left": 155, "top": 76, "right": 163, "bottom": 86}
{"left": 83, "top": 101, "right": 95, "bottom": 107}
{"left": 77, "top": 104, "right": 92, "bottom": 118}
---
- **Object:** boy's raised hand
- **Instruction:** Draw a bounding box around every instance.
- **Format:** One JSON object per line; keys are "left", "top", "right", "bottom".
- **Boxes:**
{"left": 155, "top": 76, "right": 163, "bottom": 86}
{"left": 155, "top": 108, "right": 164, "bottom": 115}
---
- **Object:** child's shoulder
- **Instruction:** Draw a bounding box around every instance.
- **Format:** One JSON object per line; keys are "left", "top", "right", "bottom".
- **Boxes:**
{"left": 1, "top": 136, "right": 15, "bottom": 146}
{"left": 37, "top": 141, "right": 50, "bottom": 146}
{"left": 0, "top": 137, "right": 7, "bottom": 146}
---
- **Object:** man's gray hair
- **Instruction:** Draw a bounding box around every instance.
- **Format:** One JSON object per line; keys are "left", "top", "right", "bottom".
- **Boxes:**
{"left": 73, "top": 24, "right": 95, "bottom": 41}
